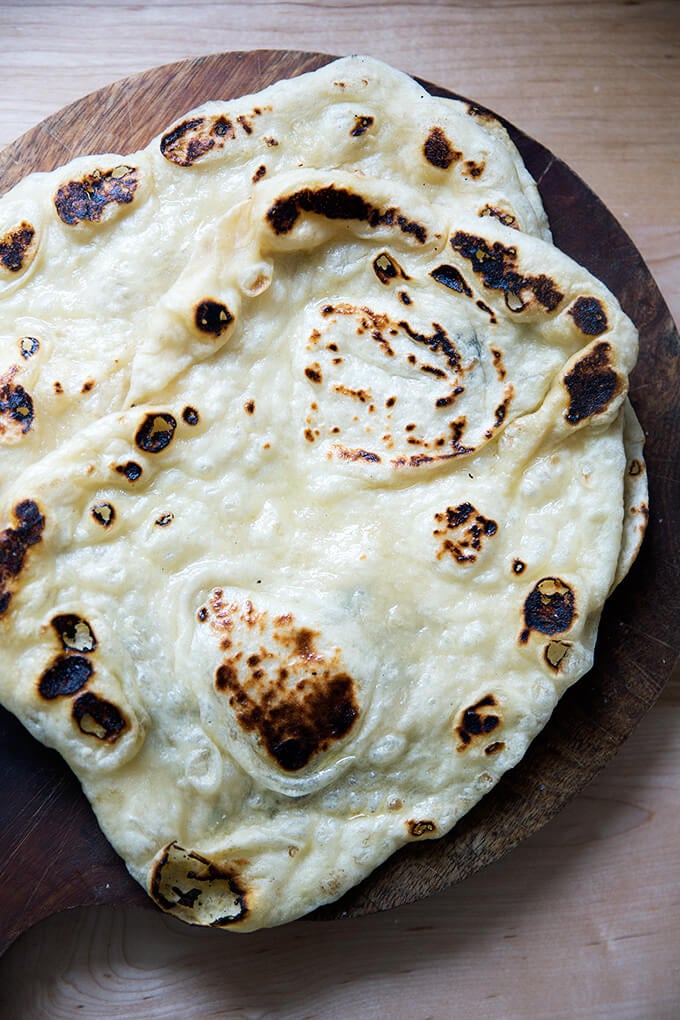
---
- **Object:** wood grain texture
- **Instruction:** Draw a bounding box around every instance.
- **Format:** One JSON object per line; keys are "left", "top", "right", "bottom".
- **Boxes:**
{"left": 0, "top": 2, "right": 678, "bottom": 1016}
{"left": 1, "top": 705, "right": 678, "bottom": 1020}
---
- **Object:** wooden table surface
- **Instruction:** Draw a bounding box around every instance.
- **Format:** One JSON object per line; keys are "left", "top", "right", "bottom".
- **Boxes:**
{"left": 0, "top": 2, "right": 678, "bottom": 1017}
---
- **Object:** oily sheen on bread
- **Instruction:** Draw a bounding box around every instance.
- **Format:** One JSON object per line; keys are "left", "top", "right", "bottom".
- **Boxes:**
{"left": 0, "top": 57, "right": 647, "bottom": 931}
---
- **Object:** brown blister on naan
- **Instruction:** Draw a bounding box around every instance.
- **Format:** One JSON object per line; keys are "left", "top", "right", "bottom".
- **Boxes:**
{"left": 391, "top": 416, "right": 474, "bottom": 468}
{"left": 210, "top": 596, "right": 359, "bottom": 773}
{"left": 476, "top": 300, "right": 498, "bottom": 324}
{"left": 463, "top": 158, "right": 485, "bottom": 179}
{"left": 160, "top": 109, "right": 269, "bottom": 166}
{"left": 399, "top": 320, "right": 463, "bottom": 373}
{"left": 455, "top": 694, "right": 501, "bottom": 751}
{"left": 567, "top": 296, "right": 608, "bottom": 337}
{"left": 72, "top": 691, "right": 127, "bottom": 742}
{"left": 135, "top": 412, "right": 177, "bottom": 453}
{"left": 423, "top": 126, "right": 461, "bottom": 169}
{"left": 38, "top": 654, "right": 93, "bottom": 699}
{"left": 114, "top": 460, "right": 143, "bottom": 482}
{"left": 334, "top": 445, "right": 381, "bottom": 463}
{"left": 434, "top": 502, "right": 498, "bottom": 564}
{"left": 51, "top": 613, "right": 97, "bottom": 653}
{"left": 0, "top": 221, "right": 37, "bottom": 274}
{"left": 563, "top": 341, "right": 623, "bottom": 425}
{"left": 90, "top": 502, "right": 116, "bottom": 528}
{"left": 484, "top": 741, "right": 505, "bottom": 756}
{"left": 479, "top": 205, "right": 519, "bottom": 230}
{"left": 195, "top": 300, "right": 234, "bottom": 338}
{"left": 19, "top": 336, "right": 40, "bottom": 360}
{"left": 182, "top": 406, "right": 200, "bottom": 426}
{"left": 351, "top": 115, "right": 374, "bottom": 137}
{"left": 150, "top": 842, "right": 249, "bottom": 926}
{"left": 266, "top": 186, "right": 427, "bottom": 243}
{"left": 491, "top": 348, "right": 506, "bottom": 380}
{"left": 466, "top": 102, "right": 499, "bottom": 125}
{"left": 544, "top": 640, "right": 571, "bottom": 671}
{"left": 407, "top": 820, "right": 437, "bottom": 837}
{"left": 373, "top": 251, "right": 410, "bottom": 285}
{"left": 0, "top": 499, "right": 45, "bottom": 616}
{"left": 54, "top": 166, "right": 140, "bottom": 225}
{"left": 520, "top": 577, "right": 576, "bottom": 644}
{"left": 484, "top": 385, "right": 514, "bottom": 438}
{"left": 430, "top": 264, "right": 472, "bottom": 297}
{"left": 451, "top": 231, "right": 563, "bottom": 313}
{"left": 0, "top": 367, "right": 35, "bottom": 441}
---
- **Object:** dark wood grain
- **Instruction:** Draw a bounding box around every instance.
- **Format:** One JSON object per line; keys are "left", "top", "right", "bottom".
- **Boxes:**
{"left": 0, "top": 50, "right": 677, "bottom": 952}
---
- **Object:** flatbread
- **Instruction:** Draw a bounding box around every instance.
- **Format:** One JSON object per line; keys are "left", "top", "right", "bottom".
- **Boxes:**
{"left": 0, "top": 57, "right": 646, "bottom": 931}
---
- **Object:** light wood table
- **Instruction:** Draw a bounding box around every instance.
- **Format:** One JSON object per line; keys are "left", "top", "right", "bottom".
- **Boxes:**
{"left": 0, "top": 2, "right": 678, "bottom": 1017}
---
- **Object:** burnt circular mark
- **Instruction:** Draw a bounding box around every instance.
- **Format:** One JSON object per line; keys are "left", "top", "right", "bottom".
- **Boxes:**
{"left": 182, "top": 406, "right": 200, "bottom": 426}
{"left": 54, "top": 167, "right": 139, "bottom": 225}
{"left": 215, "top": 661, "right": 359, "bottom": 773}
{"left": 19, "top": 336, "right": 40, "bottom": 359}
{"left": 135, "top": 412, "right": 177, "bottom": 453}
{"left": 350, "top": 115, "right": 374, "bottom": 137}
{"left": 423, "top": 126, "right": 460, "bottom": 169}
{"left": 522, "top": 578, "right": 576, "bottom": 640}
{"left": 38, "top": 654, "right": 93, "bottom": 699}
{"left": 244, "top": 400, "right": 255, "bottom": 415}
{"left": 455, "top": 694, "right": 501, "bottom": 750}
{"left": 252, "top": 164, "right": 267, "bottom": 183}
{"left": 564, "top": 341, "right": 621, "bottom": 424}
{"left": 512, "top": 558, "right": 526, "bottom": 575}
{"left": 91, "top": 502, "right": 115, "bottom": 528}
{"left": 0, "top": 380, "right": 34, "bottom": 434}
{"left": 115, "top": 460, "right": 143, "bottom": 482}
{"left": 464, "top": 159, "right": 485, "bottom": 179}
{"left": 373, "top": 252, "right": 398, "bottom": 285}
{"left": 430, "top": 264, "right": 473, "bottom": 296}
{"left": 305, "top": 364, "right": 323, "bottom": 384}
{"left": 197, "top": 606, "right": 208, "bottom": 622}
{"left": 568, "top": 296, "right": 608, "bottom": 336}
{"left": 154, "top": 512, "right": 174, "bottom": 527}
{"left": 0, "top": 222, "right": 36, "bottom": 273}
{"left": 51, "top": 613, "right": 97, "bottom": 653}
{"left": 72, "top": 691, "right": 126, "bottom": 742}
{"left": 195, "top": 300, "right": 233, "bottom": 337}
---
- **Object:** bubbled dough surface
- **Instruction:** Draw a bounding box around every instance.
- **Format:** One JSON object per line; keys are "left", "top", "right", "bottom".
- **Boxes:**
{"left": 0, "top": 58, "right": 645, "bottom": 931}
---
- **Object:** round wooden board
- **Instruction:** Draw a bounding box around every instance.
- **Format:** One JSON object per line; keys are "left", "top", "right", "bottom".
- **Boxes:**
{"left": 0, "top": 50, "right": 677, "bottom": 952}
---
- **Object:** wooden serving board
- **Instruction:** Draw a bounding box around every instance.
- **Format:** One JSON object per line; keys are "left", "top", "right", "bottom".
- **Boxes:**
{"left": 0, "top": 50, "right": 677, "bottom": 954}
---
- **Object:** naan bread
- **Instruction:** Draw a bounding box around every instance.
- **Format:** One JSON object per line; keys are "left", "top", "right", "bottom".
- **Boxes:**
{"left": 0, "top": 57, "right": 646, "bottom": 931}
